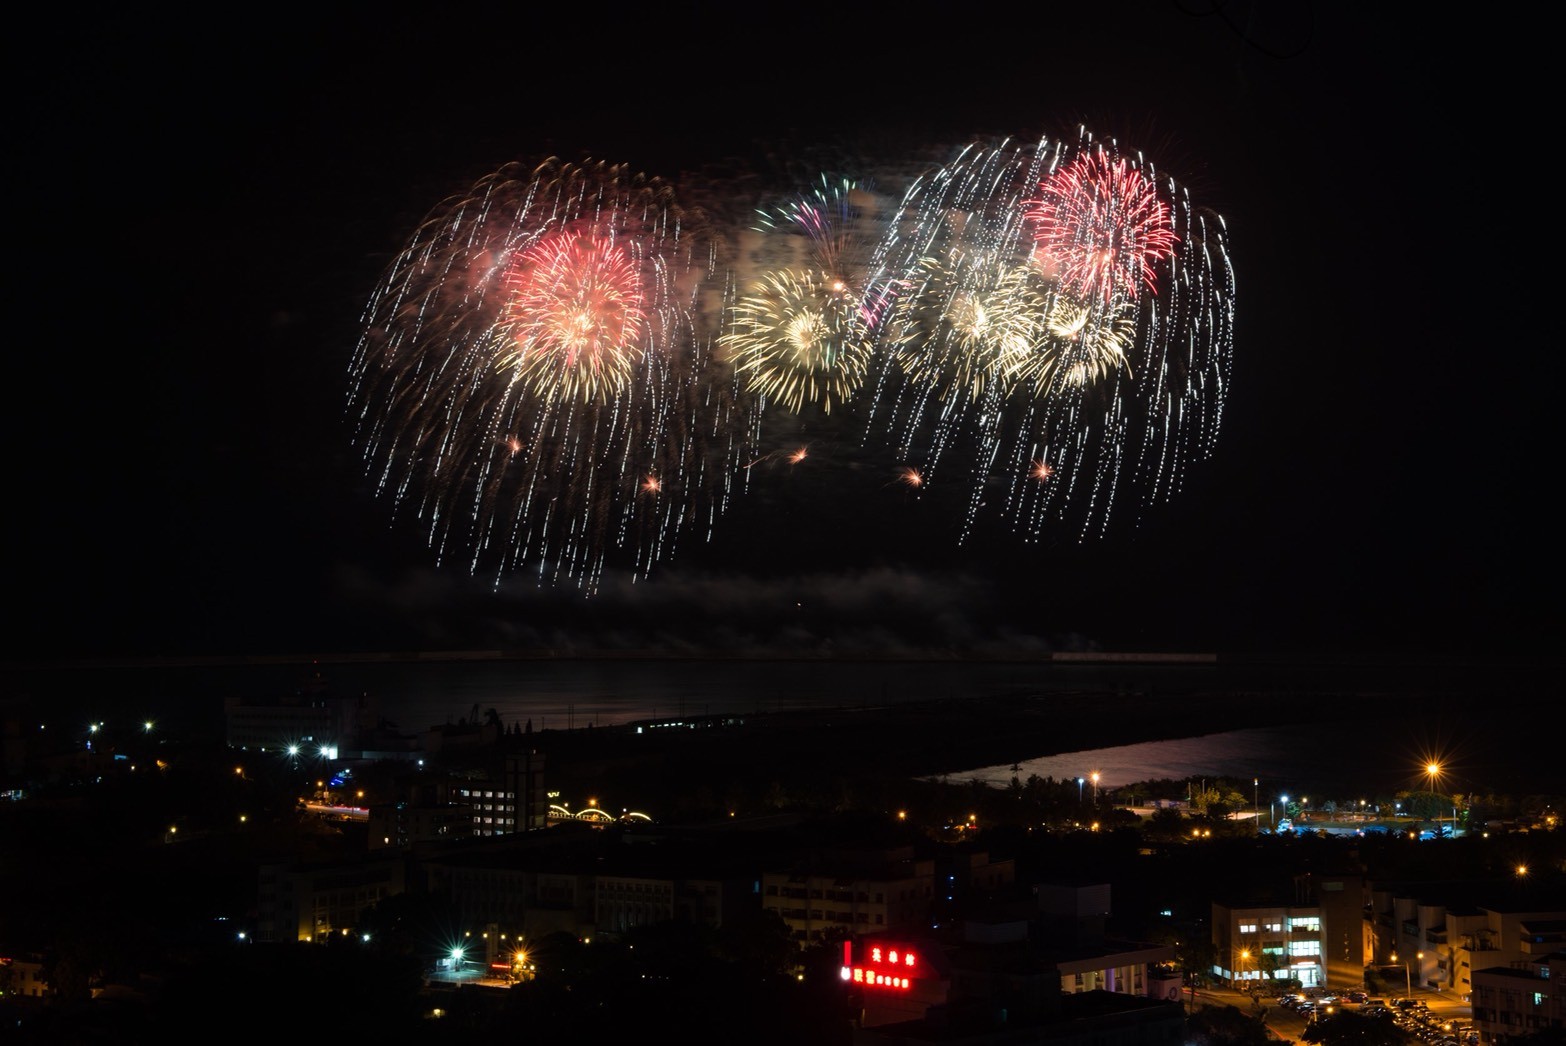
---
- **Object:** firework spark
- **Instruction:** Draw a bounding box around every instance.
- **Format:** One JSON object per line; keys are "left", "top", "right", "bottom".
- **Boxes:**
{"left": 720, "top": 175, "right": 897, "bottom": 415}
{"left": 885, "top": 254, "right": 1053, "bottom": 405}
{"left": 860, "top": 129, "right": 1234, "bottom": 542}
{"left": 720, "top": 267, "right": 877, "bottom": 415}
{"left": 347, "top": 158, "right": 754, "bottom": 591}
{"left": 493, "top": 229, "right": 651, "bottom": 403}
{"left": 1026, "top": 146, "right": 1178, "bottom": 305}
{"left": 349, "top": 128, "right": 1232, "bottom": 590}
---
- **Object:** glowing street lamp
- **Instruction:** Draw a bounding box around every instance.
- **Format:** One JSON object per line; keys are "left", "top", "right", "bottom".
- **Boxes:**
{"left": 1077, "top": 777, "right": 1085, "bottom": 803}
{"left": 1426, "top": 762, "right": 1443, "bottom": 835}
{"left": 1091, "top": 771, "right": 1100, "bottom": 804}
{"left": 1392, "top": 950, "right": 1422, "bottom": 1000}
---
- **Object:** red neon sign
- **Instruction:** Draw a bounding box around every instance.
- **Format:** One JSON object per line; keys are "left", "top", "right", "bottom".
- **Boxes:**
{"left": 840, "top": 942, "right": 920, "bottom": 990}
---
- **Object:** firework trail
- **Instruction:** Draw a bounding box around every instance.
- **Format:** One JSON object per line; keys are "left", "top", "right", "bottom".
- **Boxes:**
{"left": 346, "top": 158, "right": 753, "bottom": 592}
{"left": 861, "top": 128, "right": 1234, "bottom": 543}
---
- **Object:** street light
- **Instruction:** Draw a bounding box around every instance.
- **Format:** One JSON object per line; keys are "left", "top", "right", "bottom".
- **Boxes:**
{"left": 1077, "top": 777, "right": 1084, "bottom": 803}
{"left": 1426, "top": 762, "right": 1442, "bottom": 835}
{"left": 1091, "top": 771, "right": 1100, "bottom": 804}
{"left": 1392, "top": 950, "right": 1422, "bottom": 1000}
{"left": 1254, "top": 779, "right": 1259, "bottom": 832}
{"left": 1240, "top": 948, "right": 1251, "bottom": 989}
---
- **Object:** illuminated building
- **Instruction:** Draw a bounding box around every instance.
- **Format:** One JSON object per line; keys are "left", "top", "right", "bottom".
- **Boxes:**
{"left": 422, "top": 825, "right": 757, "bottom": 942}
{"left": 1471, "top": 952, "right": 1566, "bottom": 1046}
{"left": 845, "top": 936, "right": 1187, "bottom": 1044}
{"left": 1213, "top": 872, "right": 1365, "bottom": 989}
{"left": 222, "top": 693, "right": 338, "bottom": 754}
{"left": 257, "top": 854, "right": 409, "bottom": 943}
{"left": 1369, "top": 880, "right": 1566, "bottom": 1001}
{"left": 842, "top": 939, "right": 954, "bottom": 1028}
{"left": 0, "top": 953, "right": 48, "bottom": 999}
{"left": 762, "top": 846, "right": 935, "bottom": 945}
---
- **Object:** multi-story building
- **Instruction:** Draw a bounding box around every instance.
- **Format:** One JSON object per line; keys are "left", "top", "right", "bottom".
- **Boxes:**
{"left": 1471, "top": 951, "right": 1566, "bottom": 1046}
{"left": 1210, "top": 870, "right": 1365, "bottom": 989}
{"left": 367, "top": 739, "right": 549, "bottom": 847}
{"left": 1368, "top": 880, "right": 1566, "bottom": 1001}
{"left": 846, "top": 879, "right": 1185, "bottom": 1041}
{"left": 223, "top": 693, "right": 338, "bottom": 754}
{"left": 762, "top": 845, "right": 936, "bottom": 946}
{"left": 366, "top": 799, "right": 470, "bottom": 850}
{"left": 420, "top": 822, "right": 762, "bottom": 944}
{"left": 256, "top": 853, "right": 409, "bottom": 943}
{"left": 0, "top": 953, "right": 48, "bottom": 999}
{"left": 1213, "top": 899, "right": 1328, "bottom": 988}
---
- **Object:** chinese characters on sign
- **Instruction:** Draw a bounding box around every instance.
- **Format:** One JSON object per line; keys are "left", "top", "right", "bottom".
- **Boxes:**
{"left": 841, "top": 943, "right": 919, "bottom": 990}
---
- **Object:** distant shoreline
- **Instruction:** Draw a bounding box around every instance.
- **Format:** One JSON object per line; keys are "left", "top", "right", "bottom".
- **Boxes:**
{"left": 5, "top": 649, "right": 1221, "bottom": 671}
{"left": 11, "top": 647, "right": 1561, "bottom": 674}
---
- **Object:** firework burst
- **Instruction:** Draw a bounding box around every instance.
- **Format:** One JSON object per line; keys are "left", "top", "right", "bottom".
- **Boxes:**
{"left": 1026, "top": 146, "right": 1178, "bottom": 305}
{"left": 884, "top": 253, "right": 1053, "bottom": 406}
{"left": 720, "top": 267, "right": 877, "bottom": 415}
{"left": 720, "top": 175, "right": 896, "bottom": 415}
{"left": 349, "top": 127, "right": 1233, "bottom": 589}
{"left": 347, "top": 158, "right": 753, "bottom": 591}
{"left": 493, "top": 229, "right": 651, "bottom": 403}
{"left": 861, "top": 129, "right": 1234, "bottom": 542}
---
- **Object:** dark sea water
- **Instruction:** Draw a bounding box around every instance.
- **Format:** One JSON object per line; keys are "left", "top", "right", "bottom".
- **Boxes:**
{"left": 3, "top": 653, "right": 1557, "bottom": 797}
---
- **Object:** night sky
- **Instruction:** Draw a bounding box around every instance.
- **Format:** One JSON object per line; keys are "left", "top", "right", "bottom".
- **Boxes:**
{"left": 10, "top": 4, "right": 1557, "bottom": 665}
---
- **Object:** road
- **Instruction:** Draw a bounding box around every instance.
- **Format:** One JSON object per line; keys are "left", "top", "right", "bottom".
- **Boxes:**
{"left": 1187, "top": 984, "right": 1471, "bottom": 1043}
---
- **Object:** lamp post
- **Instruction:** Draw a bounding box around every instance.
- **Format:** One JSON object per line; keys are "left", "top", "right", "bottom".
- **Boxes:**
{"left": 1426, "top": 762, "right": 1442, "bottom": 835}
{"left": 1254, "top": 779, "right": 1259, "bottom": 832}
{"left": 1393, "top": 950, "right": 1421, "bottom": 1000}
{"left": 1240, "top": 948, "right": 1251, "bottom": 990}
{"left": 1091, "top": 771, "right": 1100, "bottom": 804}
{"left": 1078, "top": 777, "right": 1084, "bottom": 804}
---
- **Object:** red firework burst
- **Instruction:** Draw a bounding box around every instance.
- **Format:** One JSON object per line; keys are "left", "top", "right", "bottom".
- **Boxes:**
{"left": 499, "top": 228, "right": 649, "bottom": 401}
{"left": 1026, "top": 149, "right": 1177, "bottom": 304}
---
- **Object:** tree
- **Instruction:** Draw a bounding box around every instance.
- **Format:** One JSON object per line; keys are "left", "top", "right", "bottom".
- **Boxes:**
{"left": 1147, "top": 806, "right": 1187, "bottom": 839}
{"left": 715, "top": 907, "right": 795, "bottom": 979}
{"left": 1301, "top": 1009, "right": 1409, "bottom": 1046}
{"left": 1187, "top": 1004, "right": 1272, "bottom": 1046}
